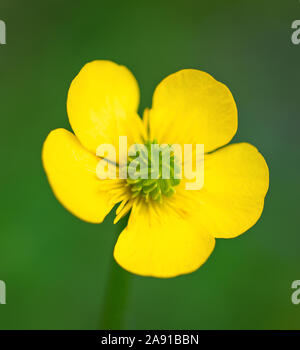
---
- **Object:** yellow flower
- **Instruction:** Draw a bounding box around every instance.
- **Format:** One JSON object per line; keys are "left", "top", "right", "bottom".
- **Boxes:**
{"left": 42, "top": 60, "right": 269, "bottom": 278}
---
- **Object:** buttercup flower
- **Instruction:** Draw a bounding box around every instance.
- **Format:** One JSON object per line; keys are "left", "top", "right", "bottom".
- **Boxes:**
{"left": 42, "top": 60, "right": 269, "bottom": 278}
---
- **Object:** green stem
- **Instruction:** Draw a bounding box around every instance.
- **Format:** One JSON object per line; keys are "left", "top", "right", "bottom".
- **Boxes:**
{"left": 100, "top": 215, "right": 131, "bottom": 330}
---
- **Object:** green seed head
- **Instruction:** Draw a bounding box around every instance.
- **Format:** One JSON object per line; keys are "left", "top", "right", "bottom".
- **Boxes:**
{"left": 126, "top": 140, "right": 181, "bottom": 203}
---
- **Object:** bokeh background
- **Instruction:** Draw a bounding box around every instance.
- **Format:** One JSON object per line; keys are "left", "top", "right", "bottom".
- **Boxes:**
{"left": 0, "top": 0, "right": 299, "bottom": 329}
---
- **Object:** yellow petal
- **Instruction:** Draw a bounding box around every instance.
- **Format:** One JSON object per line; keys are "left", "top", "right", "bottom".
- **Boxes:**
{"left": 178, "top": 143, "right": 269, "bottom": 238}
{"left": 67, "top": 60, "right": 146, "bottom": 157}
{"left": 148, "top": 69, "right": 237, "bottom": 152}
{"left": 114, "top": 199, "right": 215, "bottom": 278}
{"left": 42, "top": 128, "right": 122, "bottom": 223}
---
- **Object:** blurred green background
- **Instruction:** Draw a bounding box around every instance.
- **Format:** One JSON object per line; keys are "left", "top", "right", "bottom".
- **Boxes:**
{"left": 0, "top": 0, "right": 299, "bottom": 330}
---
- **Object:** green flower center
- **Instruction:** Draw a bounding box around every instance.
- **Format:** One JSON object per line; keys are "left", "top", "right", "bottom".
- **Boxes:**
{"left": 126, "top": 140, "right": 181, "bottom": 203}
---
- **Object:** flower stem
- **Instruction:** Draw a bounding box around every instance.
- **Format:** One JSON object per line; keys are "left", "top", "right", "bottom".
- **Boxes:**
{"left": 100, "top": 216, "right": 131, "bottom": 330}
